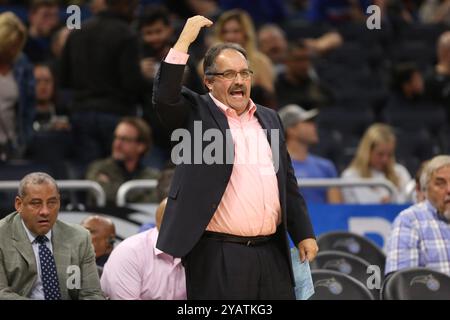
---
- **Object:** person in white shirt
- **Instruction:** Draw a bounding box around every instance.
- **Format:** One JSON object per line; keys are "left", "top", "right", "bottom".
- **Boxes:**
{"left": 341, "top": 123, "right": 411, "bottom": 204}
{"left": 100, "top": 198, "right": 186, "bottom": 300}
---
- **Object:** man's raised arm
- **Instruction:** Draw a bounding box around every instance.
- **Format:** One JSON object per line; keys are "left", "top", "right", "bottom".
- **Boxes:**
{"left": 153, "top": 16, "right": 213, "bottom": 130}
{"left": 173, "top": 15, "right": 213, "bottom": 54}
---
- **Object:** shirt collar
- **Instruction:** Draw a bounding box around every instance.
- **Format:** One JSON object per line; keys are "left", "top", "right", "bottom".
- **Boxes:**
{"left": 208, "top": 93, "right": 257, "bottom": 120}
{"left": 424, "top": 199, "right": 450, "bottom": 223}
{"left": 21, "top": 218, "right": 52, "bottom": 244}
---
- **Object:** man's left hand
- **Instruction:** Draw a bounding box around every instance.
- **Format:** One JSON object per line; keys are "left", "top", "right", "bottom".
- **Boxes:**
{"left": 298, "top": 238, "right": 319, "bottom": 262}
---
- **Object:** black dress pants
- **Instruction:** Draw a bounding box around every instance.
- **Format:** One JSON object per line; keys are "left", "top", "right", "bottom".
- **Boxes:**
{"left": 183, "top": 232, "right": 295, "bottom": 300}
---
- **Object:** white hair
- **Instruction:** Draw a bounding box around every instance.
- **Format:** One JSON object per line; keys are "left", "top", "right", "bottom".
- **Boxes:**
{"left": 420, "top": 155, "right": 450, "bottom": 192}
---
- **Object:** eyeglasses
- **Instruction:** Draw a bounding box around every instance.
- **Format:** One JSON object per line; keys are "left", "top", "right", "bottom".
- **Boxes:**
{"left": 206, "top": 69, "right": 253, "bottom": 80}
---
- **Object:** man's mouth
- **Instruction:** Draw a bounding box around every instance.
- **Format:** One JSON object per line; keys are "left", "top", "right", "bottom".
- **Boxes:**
{"left": 230, "top": 89, "right": 244, "bottom": 97}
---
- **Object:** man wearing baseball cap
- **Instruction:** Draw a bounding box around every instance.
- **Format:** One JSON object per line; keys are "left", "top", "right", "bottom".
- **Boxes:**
{"left": 278, "top": 104, "right": 342, "bottom": 204}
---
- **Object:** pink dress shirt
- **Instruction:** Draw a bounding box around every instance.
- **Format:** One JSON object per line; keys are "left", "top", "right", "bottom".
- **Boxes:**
{"left": 165, "top": 49, "right": 281, "bottom": 237}
{"left": 100, "top": 228, "right": 186, "bottom": 300}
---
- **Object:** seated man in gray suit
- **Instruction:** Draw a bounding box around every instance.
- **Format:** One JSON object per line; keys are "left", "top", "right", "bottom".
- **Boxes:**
{"left": 0, "top": 172, "right": 105, "bottom": 300}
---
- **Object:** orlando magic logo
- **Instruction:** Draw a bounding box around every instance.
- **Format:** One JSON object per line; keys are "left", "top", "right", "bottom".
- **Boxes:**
{"left": 410, "top": 274, "right": 440, "bottom": 291}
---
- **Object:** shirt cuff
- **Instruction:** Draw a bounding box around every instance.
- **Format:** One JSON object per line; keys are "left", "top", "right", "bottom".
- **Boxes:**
{"left": 164, "top": 48, "right": 189, "bottom": 65}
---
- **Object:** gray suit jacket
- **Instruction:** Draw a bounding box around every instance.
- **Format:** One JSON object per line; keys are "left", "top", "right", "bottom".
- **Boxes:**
{"left": 0, "top": 212, "right": 105, "bottom": 300}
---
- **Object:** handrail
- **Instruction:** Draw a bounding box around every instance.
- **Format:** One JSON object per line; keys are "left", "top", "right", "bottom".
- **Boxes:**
{"left": 404, "top": 179, "right": 416, "bottom": 202}
{"left": 116, "top": 179, "right": 158, "bottom": 207}
{"left": 0, "top": 180, "right": 106, "bottom": 207}
{"left": 298, "top": 178, "right": 398, "bottom": 197}
{"left": 115, "top": 178, "right": 398, "bottom": 206}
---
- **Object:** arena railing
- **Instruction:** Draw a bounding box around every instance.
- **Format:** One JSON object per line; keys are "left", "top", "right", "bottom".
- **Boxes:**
{"left": 115, "top": 178, "right": 398, "bottom": 206}
{"left": 0, "top": 180, "right": 106, "bottom": 207}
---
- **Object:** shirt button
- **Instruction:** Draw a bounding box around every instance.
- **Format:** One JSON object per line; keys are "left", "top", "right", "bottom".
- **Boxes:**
{"left": 212, "top": 203, "right": 217, "bottom": 209}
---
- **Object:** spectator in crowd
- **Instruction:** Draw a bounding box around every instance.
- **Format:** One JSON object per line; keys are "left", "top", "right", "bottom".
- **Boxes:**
{"left": 257, "top": 24, "right": 288, "bottom": 76}
{"left": 425, "top": 31, "right": 450, "bottom": 117}
{"left": 384, "top": 62, "right": 427, "bottom": 110}
{"left": 137, "top": 5, "right": 205, "bottom": 165}
{"left": 385, "top": 155, "right": 450, "bottom": 276}
{"left": 279, "top": 104, "right": 342, "bottom": 204}
{"left": 341, "top": 123, "right": 412, "bottom": 204}
{"left": 137, "top": 5, "right": 204, "bottom": 93}
{"left": 86, "top": 117, "right": 159, "bottom": 206}
{"left": 60, "top": 0, "right": 151, "bottom": 165}
{"left": 24, "top": 0, "right": 61, "bottom": 63}
{"left": 275, "top": 40, "right": 334, "bottom": 110}
{"left": 90, "top": 0, "right": 107, "bottom": 15}
{"left": 33, "top": 63, "right": 70, "bottom": 132}
{"left": 0, "top": 172, "right": 105, "bottom": 300}
{"left": 380, "top": 0, "right": 421, "bottom": 30}
{"left": 201, "top": 9, "right": 276, "bottom": 107}
{"left": 420, "top": 0, "right": 450, "bottom": 25}
{"left": 154, "top": 16, "right": 317, "bottom": 299}
{"left": 257, "top": 24, "right": 343, "bottom": 76}
{"left": 302, "top": 31, "right": 343, "bottom": 57}
{"left": 218, "top": 0, "right": 288, "bottom": 26}
{"left": 0, "top": 12, "right": 35, "bottom": 162}
{"left": 48, "top": 26, "right": 71, "bottom": 69}
{"left": 307, "top": 0, "right": 370, "bottom": 24}
{"left": 81, "top": 215, "right": 116, "bottom": 267}
{"left": 100, "top": 198, "right": 187, "bottom": 300}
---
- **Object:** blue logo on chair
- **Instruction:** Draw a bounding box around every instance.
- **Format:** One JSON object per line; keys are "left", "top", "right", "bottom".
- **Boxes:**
{"left": 410, "top": 275, "right": 440, "bottom": 291}
{"left": 315, "top": 278, "right": 343, "bottom": 295}
{"left": 332, "top": 238, "right": 361, "bottom": 254}
{"left": 323, "top": 259, "right": 353, "bottom": 274}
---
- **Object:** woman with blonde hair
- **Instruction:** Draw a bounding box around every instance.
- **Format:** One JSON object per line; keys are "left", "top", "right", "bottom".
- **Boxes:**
{"left": 341, "top": 123, "right": 411, "bottom": 204}
{"left": 0, "top": 12, "right": 35, "bottom": 160}
{"left": 199, "top": 9, "right": 275, "bottom": 97}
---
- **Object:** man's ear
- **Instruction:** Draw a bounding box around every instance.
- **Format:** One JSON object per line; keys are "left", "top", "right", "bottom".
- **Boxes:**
{"left": 204, "top": 77, "right": 213, "bottom": 91}
{"left": 15, "top": 196, "right": 22, "bottom": 213}
{"left": 137, "top": 142, "right": 146, "bottom": 155}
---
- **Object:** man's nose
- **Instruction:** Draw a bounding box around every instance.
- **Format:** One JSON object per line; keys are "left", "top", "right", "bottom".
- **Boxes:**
{"left": 39, "top": 204, "right": 51, "bottom": 215}
{"left": 234, "top": 73, "right": 245, "bottom": 83}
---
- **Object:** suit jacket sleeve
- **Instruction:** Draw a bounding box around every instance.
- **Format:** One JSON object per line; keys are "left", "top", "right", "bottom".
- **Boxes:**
{"left": 152, "top": 61, "right": 196, "bottom": 131}
{"left": 0, "top": 249, "right": 30, "bottom": 300}
{"left": 278, "top": 115, "right": 316, "bottom": 244}
{"left": 78, "top": 230, "right": 105, "bottom": 300}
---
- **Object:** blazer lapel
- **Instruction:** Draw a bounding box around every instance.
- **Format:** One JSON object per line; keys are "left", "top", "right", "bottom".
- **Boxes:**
{"left": 254, "top": 105, "right": 274, "bottom": 145}
{"left": 203, "top": 94, "right": 235, "bottom": 162}
{"left": 203, "top": 94, "right": 230, "bottom": 136}
{"left": 52, "top": 221, "right": 71, "bottom": 300}
{"left": 254, "top": 106, "right": 287, "bottom": 219}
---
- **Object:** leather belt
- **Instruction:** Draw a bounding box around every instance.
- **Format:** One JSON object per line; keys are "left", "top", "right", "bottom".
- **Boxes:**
{"left": 203, "top": 231, "right": 273, "bottom": 246}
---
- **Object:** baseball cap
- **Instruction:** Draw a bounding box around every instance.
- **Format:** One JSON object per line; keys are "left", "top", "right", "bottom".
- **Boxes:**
{"left": 278, "top": 104, "right": 319, "bottom": 129}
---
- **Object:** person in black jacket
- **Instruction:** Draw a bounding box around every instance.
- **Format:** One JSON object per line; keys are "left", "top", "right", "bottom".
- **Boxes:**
{"left": 153, "top": 15, "right": 318, "bottom": 300}
{"left": 60, "top": 0, "right": 150, "bottom": 166}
